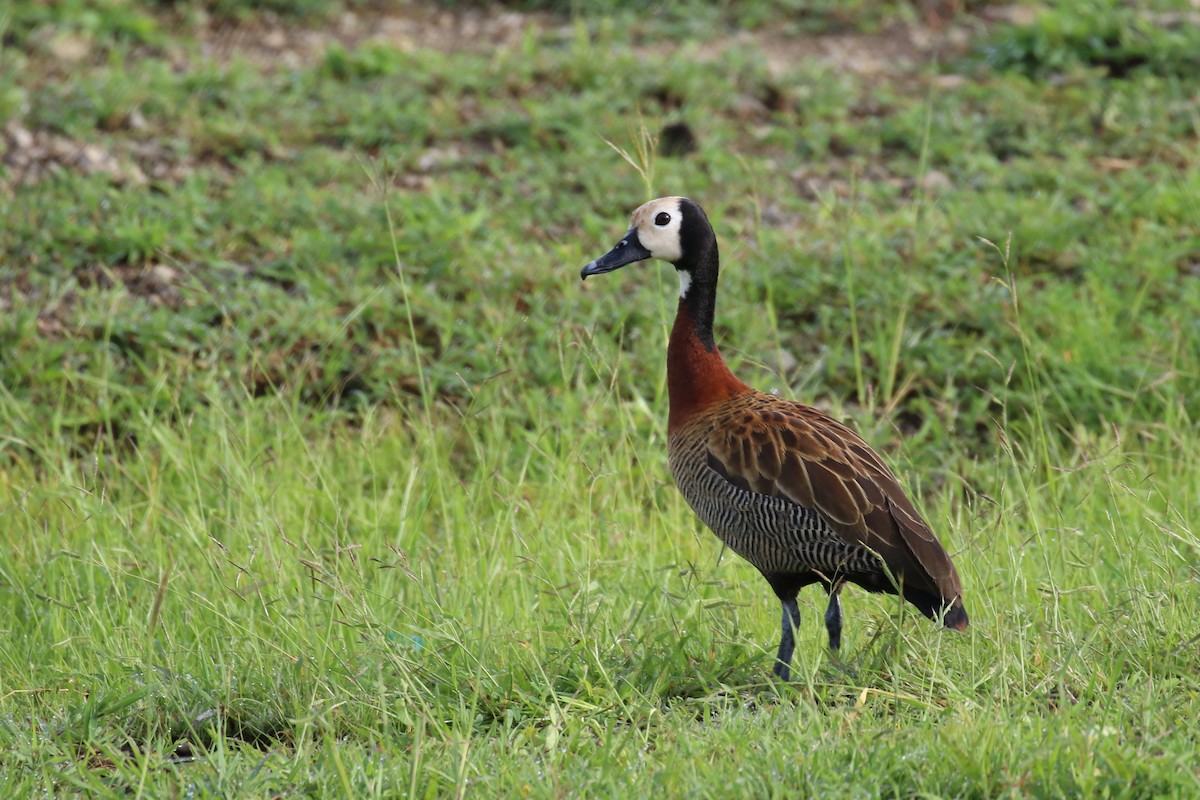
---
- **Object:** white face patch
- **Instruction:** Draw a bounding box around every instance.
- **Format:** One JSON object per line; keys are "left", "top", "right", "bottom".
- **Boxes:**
{"left": 629, "top": 197, "right": 685, "bottom": 263}
{"left": 677, "top": 269, "right": 692, "bottom": 299}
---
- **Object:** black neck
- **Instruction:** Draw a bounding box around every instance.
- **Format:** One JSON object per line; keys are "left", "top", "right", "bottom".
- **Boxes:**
{"left": 675, "top": 200, "right": 720, "bottom": 352}
{"left": 678, "top": 268, "right": 718, "bottom": 352}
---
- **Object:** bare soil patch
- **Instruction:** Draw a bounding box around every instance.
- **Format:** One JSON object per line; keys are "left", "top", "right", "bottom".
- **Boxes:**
{"left": 3, "top": 3, "right": 992, "bottom": 196}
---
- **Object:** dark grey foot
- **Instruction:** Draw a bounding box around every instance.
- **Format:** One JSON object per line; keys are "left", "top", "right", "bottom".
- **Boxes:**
{"left": 773, "top": 597, "right": 801, "bottom": 681}
{"left": 824, "top": 593, "right": 843, "bottom": 651}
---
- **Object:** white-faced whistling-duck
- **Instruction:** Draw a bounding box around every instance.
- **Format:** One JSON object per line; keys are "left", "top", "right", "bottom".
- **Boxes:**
{"left": 581, "top": 196, "right": 968, "bottom": 681}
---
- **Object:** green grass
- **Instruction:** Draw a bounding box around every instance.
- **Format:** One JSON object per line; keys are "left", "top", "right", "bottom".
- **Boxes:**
{"left": 3, "top": 0, "right": 1200, "bottom": 796}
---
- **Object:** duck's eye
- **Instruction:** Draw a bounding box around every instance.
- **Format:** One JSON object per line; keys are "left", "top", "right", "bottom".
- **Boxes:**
{"left": 654, "top": 212, "right": 671, "bottom": 226}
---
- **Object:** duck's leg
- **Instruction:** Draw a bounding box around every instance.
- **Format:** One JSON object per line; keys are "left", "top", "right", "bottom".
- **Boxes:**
{"left": 773, "top": 597, "right": 801, "bottom": 681}
{"left": 824, "top": 588, "right": 843, "bottom": 651}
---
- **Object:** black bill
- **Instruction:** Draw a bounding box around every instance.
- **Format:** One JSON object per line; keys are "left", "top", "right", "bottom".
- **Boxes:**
{"left": 580, "top": 230, "right": 652, "bottom": 280}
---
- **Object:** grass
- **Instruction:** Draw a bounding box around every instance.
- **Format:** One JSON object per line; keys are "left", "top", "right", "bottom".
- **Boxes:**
{"left": 3, "top": 0, "right": 1200, "bottom": 796}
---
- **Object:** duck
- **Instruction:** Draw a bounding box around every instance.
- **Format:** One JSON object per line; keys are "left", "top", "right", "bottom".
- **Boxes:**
{"left": 581, "top": 196, "right": 968, "bottom": 681}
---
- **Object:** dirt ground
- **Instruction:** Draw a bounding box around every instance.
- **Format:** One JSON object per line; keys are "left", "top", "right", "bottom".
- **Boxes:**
{"left": 3, "top": 3, "right": 1032, "bottom": 194}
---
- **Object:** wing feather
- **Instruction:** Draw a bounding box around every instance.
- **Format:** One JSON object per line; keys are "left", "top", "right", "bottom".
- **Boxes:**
{"left": 705, "top": 395, "right": 963, "bottom": 603}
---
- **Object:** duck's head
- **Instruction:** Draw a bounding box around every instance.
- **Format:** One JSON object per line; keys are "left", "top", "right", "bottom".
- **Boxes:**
{"left": 581, "top": 196, "right": 715, "bottom": 297}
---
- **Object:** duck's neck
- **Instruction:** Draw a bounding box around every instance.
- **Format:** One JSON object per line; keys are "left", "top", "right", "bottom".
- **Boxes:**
{"left": 666, "top": 243, "right": 750, "bottom": 432}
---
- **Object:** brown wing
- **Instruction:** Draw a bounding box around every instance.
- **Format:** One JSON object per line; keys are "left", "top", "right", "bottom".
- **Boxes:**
{"left": 706, "top": 394, "right": 963, "bottom": 605}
